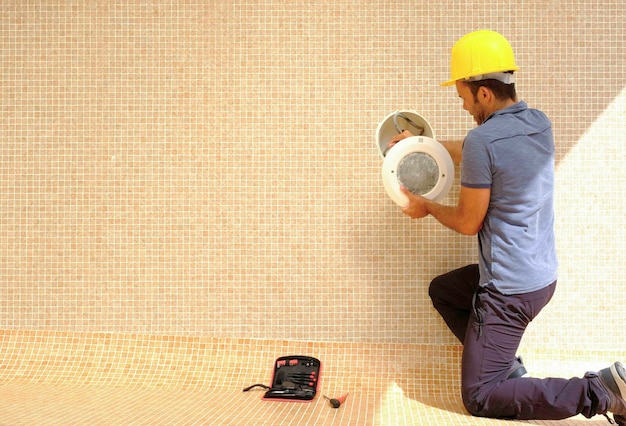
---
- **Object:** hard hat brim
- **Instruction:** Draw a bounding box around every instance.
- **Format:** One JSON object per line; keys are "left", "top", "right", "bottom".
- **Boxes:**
{"left": 441, "top": 67, "right": 520, "bottom": 87}
{"left": 440, "top": 79, "right": 457, "bottom": 87}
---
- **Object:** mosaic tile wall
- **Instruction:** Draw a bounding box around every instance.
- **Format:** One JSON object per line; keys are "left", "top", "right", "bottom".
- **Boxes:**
{"left": 1, "top": 1, "right": 625, "bottom": 355}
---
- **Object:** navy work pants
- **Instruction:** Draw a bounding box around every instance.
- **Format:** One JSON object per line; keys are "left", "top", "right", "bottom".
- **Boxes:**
{"left": 429, "top": 264, "right": 609, "bottom": 419}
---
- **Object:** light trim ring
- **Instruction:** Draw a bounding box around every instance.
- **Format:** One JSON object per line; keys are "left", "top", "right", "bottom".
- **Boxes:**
{"left": 381, "top": 136, "right": 454, "bottom": 206}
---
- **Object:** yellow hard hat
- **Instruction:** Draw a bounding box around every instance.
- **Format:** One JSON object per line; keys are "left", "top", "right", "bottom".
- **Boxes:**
{"left": 442, "top": 30, "right": 519, "bottom": 87}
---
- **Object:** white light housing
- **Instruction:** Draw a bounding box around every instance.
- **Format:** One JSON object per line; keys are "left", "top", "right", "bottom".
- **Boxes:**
{"left": 374, "top": 110, "right": 435, "bottom": 159}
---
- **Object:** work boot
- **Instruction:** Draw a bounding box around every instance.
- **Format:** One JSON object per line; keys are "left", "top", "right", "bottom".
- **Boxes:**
{"left": 507, "top": 356, "right": 528, "bottom": 379}
{"left": 597, "top": 362, "right": 626, "bottom": 425}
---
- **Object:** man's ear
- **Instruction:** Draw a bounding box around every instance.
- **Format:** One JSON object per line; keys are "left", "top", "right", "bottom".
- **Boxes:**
{"left": 477, "top": 86, "right": 492, "bottom": 103}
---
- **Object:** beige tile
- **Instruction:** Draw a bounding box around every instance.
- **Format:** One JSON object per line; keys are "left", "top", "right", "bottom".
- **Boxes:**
{"left": 0, "top": 1, "right": 624, "bottom": 423}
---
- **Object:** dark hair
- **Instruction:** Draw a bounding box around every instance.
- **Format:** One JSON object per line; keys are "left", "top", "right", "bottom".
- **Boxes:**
{"left": 465, "top": 71, "right": 517, "bottom": 102}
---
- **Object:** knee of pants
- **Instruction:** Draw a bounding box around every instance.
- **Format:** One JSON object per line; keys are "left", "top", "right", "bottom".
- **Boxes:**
{"left": 428, "top": 275, "right": 445, "bottom": 304}
{"left": 461, "top": 385, "right": 482, "bottom": 416}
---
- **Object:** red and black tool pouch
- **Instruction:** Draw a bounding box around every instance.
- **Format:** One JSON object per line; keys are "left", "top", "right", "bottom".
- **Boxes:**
{"left": 243, "top": 355, "right": 321, "bottom": 402}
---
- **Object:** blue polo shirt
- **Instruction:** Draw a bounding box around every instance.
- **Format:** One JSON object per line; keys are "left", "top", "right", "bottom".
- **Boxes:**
{"left": 462, "top": 101, "right": 558, "bottom": 295}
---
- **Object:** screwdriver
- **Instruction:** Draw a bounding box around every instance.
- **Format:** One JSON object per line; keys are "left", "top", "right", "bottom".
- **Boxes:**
{"left": 323, "top": 392, "right": 349, "bottom": 408}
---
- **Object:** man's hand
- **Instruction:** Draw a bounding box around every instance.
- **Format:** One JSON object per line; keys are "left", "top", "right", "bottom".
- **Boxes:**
{"left": 386, "top": 130, "right": 414, "bottom": 152}
{"left": 400, "top": 186, "right": 430, "bottom": 219}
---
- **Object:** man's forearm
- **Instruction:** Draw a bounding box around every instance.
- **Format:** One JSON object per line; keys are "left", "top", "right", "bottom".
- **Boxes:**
{"left": 425, "top": 201, "right": 479, "bottom": 236}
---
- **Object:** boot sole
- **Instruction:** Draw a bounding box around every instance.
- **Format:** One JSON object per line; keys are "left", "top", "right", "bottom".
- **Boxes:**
{"left": 611, "top": 362, "right": 626, "bottom": 397}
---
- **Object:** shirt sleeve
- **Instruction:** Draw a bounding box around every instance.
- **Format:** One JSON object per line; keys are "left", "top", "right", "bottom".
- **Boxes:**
{"left": 461, "top": 132, "right": 493, "bottom": 189}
